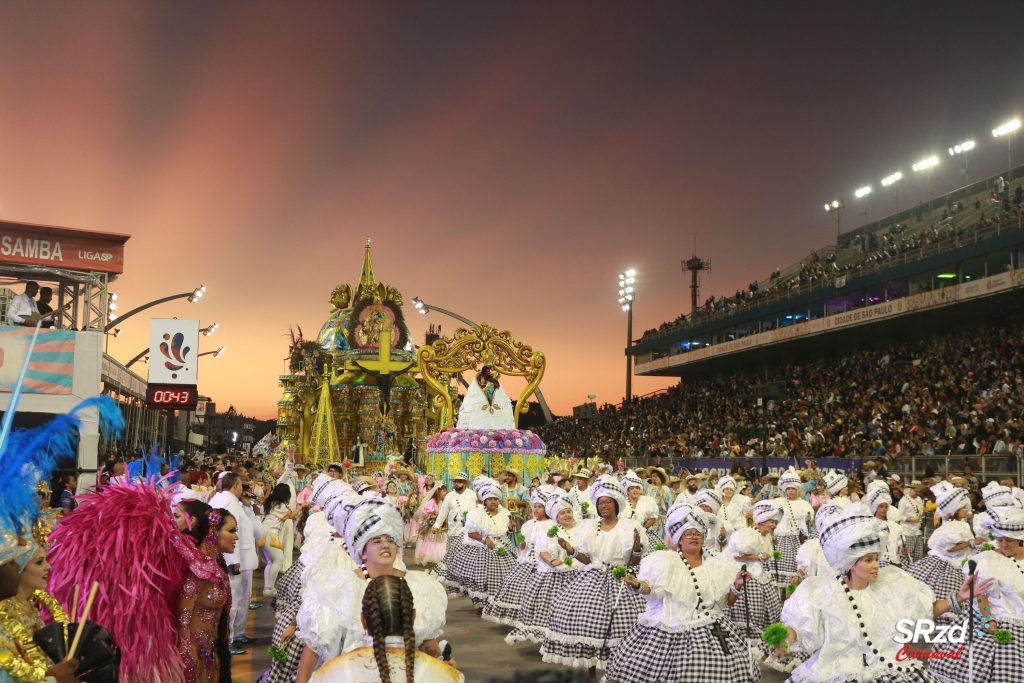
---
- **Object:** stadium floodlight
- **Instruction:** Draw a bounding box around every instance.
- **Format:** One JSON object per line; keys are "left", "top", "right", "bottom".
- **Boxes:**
{"left": 412, "top": 296, "right": 428, "bottom": 315}
{"left": 992, "top": 117, "right": 1021, "bottom": 170}
{"left": 824, "top": 199, "right": 844, "bottom": 242}
{"left": 911, "top": 156, "right": 939, "bottom": 172}
{"left": 948, "top": 140, "right": 976, "bottom": 156}
{"left": 992, "top": 118, "right": 1021, "bottom": 138}
{"left": 881, "top": 171, "right": 902, "bottom": 187}
{"left": 854, "top": 186, "right": 872, "bottom": 199}
{"left": 617, "top": 269, "right": 636, "bottom": 405}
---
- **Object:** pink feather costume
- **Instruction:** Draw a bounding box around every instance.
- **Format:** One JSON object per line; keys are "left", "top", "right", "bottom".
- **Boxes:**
{"left": 47, "top": 479, "right": 194, "bottom": 682}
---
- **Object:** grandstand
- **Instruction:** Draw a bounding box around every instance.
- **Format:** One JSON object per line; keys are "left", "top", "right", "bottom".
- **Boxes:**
{"left": 632, "top": 164, "right": 1024, "bottom": 376}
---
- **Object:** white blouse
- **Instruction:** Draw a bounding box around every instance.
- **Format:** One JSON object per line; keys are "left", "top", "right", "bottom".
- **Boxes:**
{"left": 782, "top": 567, "right": 934, "bottom": 683}
{"left": 795, "top": 538, "right": 833, "bottom": 578}
{"left": 463, "top": 507, "right": 511, "bottom": 547}
{"left": 577, "top": 518, "right": 647, "bottom": 571}
{"left": 516, "top": 518, "right": 539, "bottom": 563}
{"left": 876, "top": 518, "right": 905, "bottom": 565}
{"left": 897, "top": 495, "right": 923, "bottom": 535}
{"left": 723, "top": 527, "right": 775, "bottom": 582}
{"left": 775, "top": 497, "right": 813, "bottom": 536}
{"left": 535, "top": 521, "right": 588, "bottom": 573}
{"left": 625, "top": 495, "right": 659, "bottom": 523}
{"left": 967, "top": 550, "right": 1024, "bottom": 623}
{"left": 636, "top": 551, "right": 735, "bottom": 632}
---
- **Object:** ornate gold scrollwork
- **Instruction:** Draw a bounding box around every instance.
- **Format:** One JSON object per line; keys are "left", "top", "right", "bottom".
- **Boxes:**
{"left": 416, "top": 323, "right": 546, "bottom": 429}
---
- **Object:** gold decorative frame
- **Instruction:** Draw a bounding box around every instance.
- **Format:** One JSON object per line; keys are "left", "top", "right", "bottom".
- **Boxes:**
{"left": 416, "top": 323, "right": 545, "bottom": 428}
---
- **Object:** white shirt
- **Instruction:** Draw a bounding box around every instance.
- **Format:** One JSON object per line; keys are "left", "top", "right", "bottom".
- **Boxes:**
{"left": 432, "top": 487, "right": 477, "bottom": 531}
{"left": 209, "top": 489, "right": 259, "bottom": 571}
{"left": 535, "top": 521, "right": 587, "bottom": 574}
{"left": 7, "top": 292, "right": 38, "bottom": 324}
{"left": 463, "top": 507, "right": 511, "bottom": 547}
{"left": 897, "top": 495, "right": 923, "bottom": 536}
{"left": 576, "top": 517, "right": 646, "bottom": 571}
{"left": 775, "top": 497, "right": 813, "bottom": 536}
{"left": 566, "top": 485, "right": 597, "bottom": 520}
{"left": 624, "top": 496, "right": 658, "bottom": 525}
{"left": 723, "top": 527, "right": 775, "bottom": 582}
{"left": 674, "top": 490, "right": 700, "bottom": 507}
{"left": 636, "top": 552, "right": 734, "bottom": 631}
{"left": 967, "top": 550, "right": 1024, "bottom": 623}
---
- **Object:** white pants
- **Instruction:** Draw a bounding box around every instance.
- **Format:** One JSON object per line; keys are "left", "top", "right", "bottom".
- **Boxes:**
{"left": 228, "top": 569, "right": 252, "bottom": 642}
{"left": 263, "top": 545, "right": 285, "bottom": 594}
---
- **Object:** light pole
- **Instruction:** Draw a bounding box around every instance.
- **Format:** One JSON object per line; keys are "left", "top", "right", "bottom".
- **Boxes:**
{"left": 411, "top": 297, "right": 555, "bottom": 423}
{"left": 617, "top": 269, "right": 635, "bottom": 407}
{"left": 947, "top": 139, "right": 976, "bottom": 183}
{"left": 881, "top": 171, "right": 902, "bottom": 213}
{"left": 825, "top": 199, "right": 844, "bottom": 244}
{"left": 992, "top": 117, "right": 1020, "bottom": 173}
{"left": 912, "top": 155, "right": 939, "bottom": 194}
{"left": 104, "top": 285, "right": 206, "bottom": 333}
{"left": 125, "top": 323, "right": 219, "bottom": 369}
{"left": 854, "top": 185, "right": 872, "bottom": 226}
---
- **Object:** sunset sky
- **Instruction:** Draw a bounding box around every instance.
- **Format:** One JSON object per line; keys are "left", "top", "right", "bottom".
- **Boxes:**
{"left": 1, "top": 2, "right": 1023, "bottom": 419}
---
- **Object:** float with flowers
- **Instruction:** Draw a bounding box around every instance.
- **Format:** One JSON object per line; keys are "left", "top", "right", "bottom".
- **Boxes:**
{"left": 425, "top": 427, "right": 547, "bottom": 486}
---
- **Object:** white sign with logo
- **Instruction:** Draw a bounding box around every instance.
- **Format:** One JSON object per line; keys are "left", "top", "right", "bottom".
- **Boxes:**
{"left": 148, "top": 319, "right": 200, "bottom": 385}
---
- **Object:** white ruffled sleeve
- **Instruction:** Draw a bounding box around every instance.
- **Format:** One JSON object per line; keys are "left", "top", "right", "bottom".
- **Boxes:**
{"left": 407, "top": 570, "right": 448, "bottom": 642}
{"left": 636, "top": 551, "right": 682, "bottom": 601}
{"left": 781, "top": 576, "right": 827, "bottom": 654}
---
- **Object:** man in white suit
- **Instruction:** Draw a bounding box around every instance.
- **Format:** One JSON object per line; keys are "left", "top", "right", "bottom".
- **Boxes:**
{"left": 209, "top": 472, "right": 259, "bottom": 654}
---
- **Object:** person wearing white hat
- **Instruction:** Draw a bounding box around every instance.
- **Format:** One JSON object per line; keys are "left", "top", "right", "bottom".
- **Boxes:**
{"left": 674, "top": 472, "right": 702, "bottom": 507}
{"left": 822, "top": 469, "right": 855, "bottom": 507}
{"left": 541, "top": 475, "right": 648, "bottom": 671}
{"left": 931, "top": 480, "right": 986, "bottom": 551}
{"left": 777, "top": 503, "right": 985, "bottom": 683}
{"left": 566, "top": 468, "right": 597, "bottom": 521}
{"left": 865, "top": 485, "right": 907, "bottom": 568}
{"left": 774, "top": 467, "right": 813, "bottom": 585}
{"left": 603, "top": 505, "right": 759, "bottom": 683}
{"left": 722, "top": 499, "right": 784, "bottom": 658}
{"left": 505, "top": 493, "right": 584, "bottom": 645}
{"left": 430, "top": 471, "right": 477, "bottom": 586}
{"left": 896, "top": 481, "right": 925, "bottom": 563}
{"left": 716, "top": 476, "right": 749, "bottom": 544}
{"left": 695, "top": 488, "right": 727, "bottom": 554}
{"left": 482, "top": 485, "right": 557, "bottom": 627}
{"left": 794, "top": 502, "right": 844, "bottom": 583}
{"left": 295, "top": 497, "right": 448, "bottom": 682}
{"left": 905, "top": 510, "right": 978, "bottom": 625}
{"left": 930, "top": 505, "right": 1024, "bottom": 682}
{"left": 622, "top": 470, "right": 662, "bottom": 548}
{"left": 446, "top": 480, "right": 514, "bottom": 613}
{"left": 973, "top": 481, "right": 1022, "bottom": 540}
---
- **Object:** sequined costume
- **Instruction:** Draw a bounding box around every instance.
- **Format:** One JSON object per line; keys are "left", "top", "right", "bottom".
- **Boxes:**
{"left": 0, "top": 589, "right": 68, "bottom": 682}
{"left": 173, "top": 532, "right": 231, "bottom": 682}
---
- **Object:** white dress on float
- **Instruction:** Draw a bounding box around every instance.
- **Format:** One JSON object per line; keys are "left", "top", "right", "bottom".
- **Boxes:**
{"left": 456, "top": 381, "right": 515, "bottom": 430}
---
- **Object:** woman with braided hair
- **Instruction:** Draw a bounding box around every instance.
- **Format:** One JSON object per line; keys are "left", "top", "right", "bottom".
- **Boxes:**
{"left": 311, "top": 575, "right": 462, "bottom": 682}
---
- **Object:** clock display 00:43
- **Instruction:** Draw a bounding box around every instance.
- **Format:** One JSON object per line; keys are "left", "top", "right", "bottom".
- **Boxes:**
{"left": 145, "top": 383, "right": 199, "bottom": 409}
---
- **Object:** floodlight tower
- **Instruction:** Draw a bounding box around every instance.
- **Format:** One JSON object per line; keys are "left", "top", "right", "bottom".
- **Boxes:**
{"left": 681, "top": 248, "right": 711, "bottom": 316}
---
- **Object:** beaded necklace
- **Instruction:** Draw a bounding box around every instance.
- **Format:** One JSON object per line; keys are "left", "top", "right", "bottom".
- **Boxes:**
{"left": 678, "top": 553, "right": 714, "bottom": 620}
{"left": 359, "top": 563, "right": 371, "bottom": 580}
{"left": 839, "top": 576, "right": 924, "bottom": 674}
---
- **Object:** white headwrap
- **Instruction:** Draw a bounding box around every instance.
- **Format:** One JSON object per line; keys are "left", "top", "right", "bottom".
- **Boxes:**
{"left": 664, "top": 504, "right": 712, "bottom": 546}
{"left": 531, "top": 484, "right": 558, "bottom": 508}
{"left": 865, "top": 486, "right": 892, "bottom": 515}
{"left": 622, "top": 470, "right": 645, "bottom": 491}
{"left": 931, "top": 481, "right": 971, "bottom": 520}
{"left": 753, "top": 499, "right": 783, "bottom": 524}
{"left": 716, "top": 475, "right": 738, "bottom": 492}
{"left": 981, "top": 481, "right": 1017, "bottom": 509}
{"left": 819, "top": 503, "right": 882, "bottom": 574}
{"left": 309, "top": 474, "right": 334, "bottom": 505}
{"left": 926, "top": 519, "right": 974, "bottom": 561}
{"left": 325, "top": 489, "right": 361, "bottom": 529}
{"left": 477, "top": 482, "right": 503, "bottom": 503}
{"left": 342, "top": 498, "right": 405, "bottom": 564}
{"left": 589, "top": 474, "right": 628, "bottom": 515}
{"left": 989, "top": 506, "right": 1024, "bottom": 542}
{"left": 695, "top": 488, "right": 723, "bottom": 514}
{"left": 779, "top": 467, "right": 802, "bottom": 492}
{"left": 352, "top": 478, "right": 375, "bottom": 495}
{"left": 815, "top": 501, "right": 845, "bottom": 530}
{"left": 823, "top": 470, "right": 848, "bottom": 496}
{"left": 544, "top": 493, "right": 574, "bottom": 521}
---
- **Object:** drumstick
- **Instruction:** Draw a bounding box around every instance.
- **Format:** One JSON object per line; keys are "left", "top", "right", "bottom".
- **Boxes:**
{"left": 65, "top": 581, "right": 99, "bottom": 662}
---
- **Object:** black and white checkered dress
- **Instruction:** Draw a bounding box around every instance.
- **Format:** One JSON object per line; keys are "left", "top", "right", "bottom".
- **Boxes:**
{"left": 903, "top": 534, "right": 925, "bottom": 564}
{"left": 929, "top": 619, "right": 1024, "bottom": 683}
{"left": 506, "top": 569, "right": 578, "bottom": 644}
{"left": 259, "top": 560, "right": 306, "bottom": 683}
{"left": 482, "top": 551, "right": 537, "bottom": 626}
{"left": 905, "top": 555, "right": 964, "bottom": 621}
{"left": 724, "top": 574, "right": 782, "bottom": 645}
{"left": 447, "top": 535, "right": 516, "bottom": 607}
{"left": 773, "top": 533, "right": 801, "bottom": 584}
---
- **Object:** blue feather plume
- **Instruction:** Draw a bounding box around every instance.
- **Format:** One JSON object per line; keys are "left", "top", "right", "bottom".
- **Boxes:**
{"left": 126, "top": 459, "right": 143, "bottom": 484}
{"left": 143, "top": 444, "right": 162, "bottom": 481}
{"left": 0, "top": 395, "right": 125, "bottom": 534}
{"left": 169, "top": 453, "right": 182, "bottom": 484}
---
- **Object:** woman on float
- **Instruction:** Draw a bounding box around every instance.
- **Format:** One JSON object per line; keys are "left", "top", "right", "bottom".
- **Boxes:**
{"left": 603, "top": 503, "right": 759, "bottom": 683}
{"left": 540, "top": 475, "right": 647, "bottom": 672}
{"left": 310, "top": 575, "right": 463, "bottom": 683}
{"left": 446, "top": 479, "right": 514, "bottom": 612}
{"left": 622, "top": 470, "right": 662, "bottom": 549}
{"left": 777, "top": 503, "right": 987, "bottom": 683}
{"left": 295, "top": 498, "right": 446, "bottom": 682}
{"left": 722, "top": 499, "right": 784, "bottom": 651}
{"left": 774, "top": 468, "right": 813, "bottom": 587}
{"left": 505, "top": 493, "right": 584, "bottom": 645}
{"left": 482, "top": 485, "right": 555, "bottom": 627}
{"left": 930, "top": 505, "right": 1024, "bottom": 683}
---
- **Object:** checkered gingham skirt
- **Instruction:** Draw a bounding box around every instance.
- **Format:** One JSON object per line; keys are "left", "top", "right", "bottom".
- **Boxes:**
{"left": 645, "top": 523, "right": 664, "bottom": 550}
{"left": 482, "top": 555, "right": 537, "bottom": 626}
{"left": 790, "top": 673, "right": 942, "bottom": 683}
{"left": 930, "top": 618, "right": 1024, "bottom": 683}
{"left": 602, "top": 619, "right": 759, "bottom": 683}
{"left": 774, "top": 533, "right": 801, "bottom": 584}
{"left": 724, "top": 576, "right": 782, "bottom": 641}
{"left": 439, "top": 533, "right": 464, "bottom": 592}
{"left": 903, "top": 533, "right": 925, "bottom": 564}
{"left": 541, "top": 568, "right": 646, "bottom": 670}
{"left": 906, "top": 555, "right": 964, "bottom": 621}
{"left": 447, "top": 539, "right": 516, "bottom": 607}
{"left": 259, "top": 561, "right": 306, "bottom": 683}
{"left": 505, "top": 570, "right": 578, "bottom": 645}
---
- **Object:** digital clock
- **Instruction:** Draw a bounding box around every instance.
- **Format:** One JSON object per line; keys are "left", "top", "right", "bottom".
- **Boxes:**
{"left": 145, "top": 383, "right": 199, "bottom": 410}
